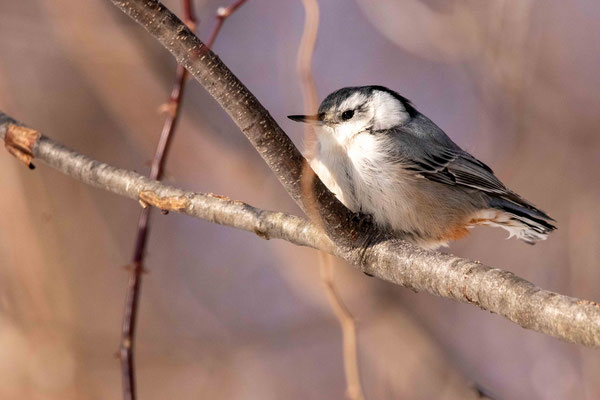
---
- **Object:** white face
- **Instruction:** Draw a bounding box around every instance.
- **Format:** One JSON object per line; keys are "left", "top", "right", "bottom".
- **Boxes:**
{"left": 317, "top": 90, "right": 411, "bottom": 144}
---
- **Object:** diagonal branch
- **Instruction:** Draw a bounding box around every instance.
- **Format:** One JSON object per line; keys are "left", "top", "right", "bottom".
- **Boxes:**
{"left": 2, "top": 112, "right": 600, "bottom": 349}
{"left": 108, "top": 0, "right": 361, "bottom": 245}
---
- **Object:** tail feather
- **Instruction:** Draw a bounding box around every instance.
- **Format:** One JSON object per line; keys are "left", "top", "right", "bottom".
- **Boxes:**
{"left": 478, "top": 197, "right": 556, "bottom": 244}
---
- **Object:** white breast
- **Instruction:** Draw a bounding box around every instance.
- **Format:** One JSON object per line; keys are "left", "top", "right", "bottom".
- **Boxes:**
{"left": 311, "top": 129, "right": 420, "bottom": 230}
{"left": 309, "top": 133, "right": 360, "bottom": 210}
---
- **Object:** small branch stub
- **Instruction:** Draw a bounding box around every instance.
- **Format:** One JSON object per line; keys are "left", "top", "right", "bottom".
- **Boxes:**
{"left": 4, "top": 124, "right": 41, "bottom": 169}
{"left": 123, "top": 263, "right": 148, "bottom": 274}
{"left": 217, "top": 7, "right": 229, "bottom": 17}
{"left": 138, "top": 190, "right": 189, "bottom": 212}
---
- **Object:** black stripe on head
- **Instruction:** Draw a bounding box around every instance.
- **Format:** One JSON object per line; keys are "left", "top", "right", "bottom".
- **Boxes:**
{"left": 317, "top": 85, "right": 419, "bottom": 118}
{"left": 318, "top": 87, "right": 361, "bottom": 114}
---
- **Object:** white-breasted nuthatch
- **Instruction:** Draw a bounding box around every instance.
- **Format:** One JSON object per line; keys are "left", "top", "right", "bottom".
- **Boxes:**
{"left": 289, "top": 85, "right": 556, "bottom": 249}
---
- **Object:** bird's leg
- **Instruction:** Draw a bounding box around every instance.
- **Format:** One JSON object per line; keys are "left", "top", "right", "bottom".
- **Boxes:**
{"left": 348, "top": 210, "right": 374, "bottom": 231}
{"left": 348, "top": 211, "right": 379, "bottom": 276}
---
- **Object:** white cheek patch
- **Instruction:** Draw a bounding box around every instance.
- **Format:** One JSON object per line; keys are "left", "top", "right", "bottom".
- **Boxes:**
{"left": 370, "top": 91, "right": 409, "bottom": 130}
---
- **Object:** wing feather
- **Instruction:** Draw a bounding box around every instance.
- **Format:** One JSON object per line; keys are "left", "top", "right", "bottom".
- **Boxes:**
{"left": 402, "top": 143, "right": 551, "bottom": 218}
{"left": 384, "top": 119, "right": 555, "bottom": 241}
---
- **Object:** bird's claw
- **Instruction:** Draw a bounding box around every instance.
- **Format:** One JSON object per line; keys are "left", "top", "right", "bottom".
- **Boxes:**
{"left": 349, "top": 211, "right": 374, "bottom": 231}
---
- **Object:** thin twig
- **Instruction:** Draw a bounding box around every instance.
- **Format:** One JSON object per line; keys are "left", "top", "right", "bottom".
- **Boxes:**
{"left": 319, "top": 254, "right": 365, "bottom": 400}
{"left": 296, "top": 1, "right": 366, "bottom": 398}
{"left": 120, "top": 2, "right": 196, "bottom": 399}
{"left": 2, "top": 114, "right": 600, "bottom": 349}
{"left": 207, "top": 0, "right": 247, "bottom": 48}
{"left": 119, "top": 1, "right": 246, "bottom": 399}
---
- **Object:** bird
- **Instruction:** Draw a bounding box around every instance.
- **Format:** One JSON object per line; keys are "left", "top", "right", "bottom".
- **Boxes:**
{"left": 288, "top": 85, "right": 556, "bottom": 249}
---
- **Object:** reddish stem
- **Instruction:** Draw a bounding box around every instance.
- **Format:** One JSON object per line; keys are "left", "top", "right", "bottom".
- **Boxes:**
{"left": 119, "top": 1, "right": 247, "bottom": 399}
{"left": 207, "top": 0, "right": 247, "bottom": 48}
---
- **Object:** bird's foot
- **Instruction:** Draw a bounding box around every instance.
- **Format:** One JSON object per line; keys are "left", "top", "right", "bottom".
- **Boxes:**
{"left": 349, "top": 211, "right": 374, "bottom": 232}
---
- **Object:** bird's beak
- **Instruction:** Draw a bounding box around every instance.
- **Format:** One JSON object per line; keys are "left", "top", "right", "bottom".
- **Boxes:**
{"left": 287, "top": 114, "right": 323, "bottom": 125}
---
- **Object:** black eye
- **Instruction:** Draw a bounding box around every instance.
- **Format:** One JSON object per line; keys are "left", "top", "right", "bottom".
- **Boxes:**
{"left": 341, "top": 110, "right": 354, "bottom": 120}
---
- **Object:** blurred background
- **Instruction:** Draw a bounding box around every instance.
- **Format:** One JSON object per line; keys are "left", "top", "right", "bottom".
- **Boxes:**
{"left": 1, "top": 0, "right": 599, "bottom": 398}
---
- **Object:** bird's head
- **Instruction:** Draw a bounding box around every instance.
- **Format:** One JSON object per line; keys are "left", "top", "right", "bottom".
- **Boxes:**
{"left": 288, "top": 85, "right": 417, "bottom": 141}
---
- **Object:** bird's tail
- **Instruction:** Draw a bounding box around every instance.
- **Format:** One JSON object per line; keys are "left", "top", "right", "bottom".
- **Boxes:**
{"left": 475, "top": 197, "right": 556, "bottom": 244}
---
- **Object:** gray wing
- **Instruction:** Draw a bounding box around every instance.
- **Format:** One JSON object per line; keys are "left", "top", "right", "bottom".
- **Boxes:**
{"left": 389, "top": 125, "right": 548, "bottom": 215}
{"left": 403, "top": 145, "right": 511, "bottom": 196}
{"left": 385, "top": 116, "right": 511, "bottom": 194}
{"left": 383, "top": 117, "right": 556, "bottom": 238}
{"left": 401, "top": 142, "right": 557, "bottom": 232}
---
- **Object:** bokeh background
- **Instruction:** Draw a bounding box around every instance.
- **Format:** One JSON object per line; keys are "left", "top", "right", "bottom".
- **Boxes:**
{"left": 1, "top": 0, "right": 600, "bottom": 398}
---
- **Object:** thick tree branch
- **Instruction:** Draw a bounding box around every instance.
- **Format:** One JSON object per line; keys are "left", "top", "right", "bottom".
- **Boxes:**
{"left": 0, "top": 112, "right": 329, "bottom": 248}
{"left": 2, "top": 112, "right": 600, "bottom": 349}
{"left": 108, "top": 0, "right": 362, "bottom": 245}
